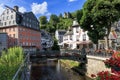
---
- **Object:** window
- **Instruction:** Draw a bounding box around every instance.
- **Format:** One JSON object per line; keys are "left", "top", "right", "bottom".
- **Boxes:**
{"left": 3, "top": 17, "right": 4, "bottom": 20}
{"left": 70, "top": 44, "right": 72, "bottom": 48}
{"left": 7, "top": 16, "right": 9, "bottom": 20}
{"left": 4, "top": 22, "right": 6, "bottom": 25}
{"left": 0, "top": 30, "right": 2, "bottom": 32}
{"left": 11, "top": 10, "right": 13, "bottom": 13}
{"left": 70, "top": 35, "right": 72, "bottom": 40}
{"left": 9, "top": 28, "right": 11, "bottom": 31}
{"left": 76, "top": 35, "right": 79, "bottom": 41}
{"left": 9, "top": 34, "right": 11, "bottom": 37}
{"left": 83, "top": 34, "right": 86, "bottom": 41}
{"left": 0, "top": 20, "right": 2, "bottom": 26}
{"left": 23, "top": 42, "right": 25, "bottom": 45}
{"left": 13, "top": 34, "right": 15, "bottom": 38}
{"left": 2, "top": 12, "right": 5, "bottom": 15}
{"left": 13, "top": 28, "right": 15, "bottom": 31}
{"left": 26, "top": 42, "right": 28, "bottom": 46}
{"left": 76, "top": 28, "right": 79, "bottom": 33}
{"left": 11, "top": 15, "right": 13, "bottom": 19}
{"left": 30, "top": 25, "right": 31, "bottom": 27}
{"left": 13, "top": 20, "right": 15, "bottom": 24}
{"left": 7, "top": 9, "right": 9, "bottom": 14}
{"left": 9, "top": 21, "right": 11, "bottom": 25}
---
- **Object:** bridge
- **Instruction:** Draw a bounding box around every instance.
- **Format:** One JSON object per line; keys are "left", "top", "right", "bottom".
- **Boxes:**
{"left": 30, "top": 50, "right": 87, "bottom": 64}
{"left": 12, "top": 50, "right": 88, "bottom": 80}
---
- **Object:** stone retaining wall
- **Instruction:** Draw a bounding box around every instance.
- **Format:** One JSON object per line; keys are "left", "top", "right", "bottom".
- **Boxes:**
{"left": 86, "top": 56, "right": 111, "bottom": 77}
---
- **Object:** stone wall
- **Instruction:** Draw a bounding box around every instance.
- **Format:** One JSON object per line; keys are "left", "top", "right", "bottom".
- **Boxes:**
{"left": 86, "top": 56, "right": 111, "bottom": 77}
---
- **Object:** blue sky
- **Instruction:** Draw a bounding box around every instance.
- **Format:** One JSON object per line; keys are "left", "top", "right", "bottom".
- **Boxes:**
{"left": 0, "top": 0, "right": 86, "bottom": 18}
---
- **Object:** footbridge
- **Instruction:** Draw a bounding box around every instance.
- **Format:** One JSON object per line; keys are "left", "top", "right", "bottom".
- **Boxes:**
{"left": 30, "top": 50, "right": 87, "bottom": 64}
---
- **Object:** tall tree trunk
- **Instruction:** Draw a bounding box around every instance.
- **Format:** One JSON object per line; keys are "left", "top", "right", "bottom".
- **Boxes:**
{"left": 106, "top": 22, "right": 112, "bottom": 50}
{"left": 105, "top": 36, "right": 109, "bottom": 50}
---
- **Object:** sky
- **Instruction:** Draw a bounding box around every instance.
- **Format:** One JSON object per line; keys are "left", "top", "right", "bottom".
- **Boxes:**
{"left": 0, "top": 0, "right": 86, "bottom": 19}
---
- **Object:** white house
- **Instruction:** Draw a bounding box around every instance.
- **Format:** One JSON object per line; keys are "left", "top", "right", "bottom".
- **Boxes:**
{"left": 63, "top": 20, "right": 92, "bottom": 49}
{"left": 55, "top": 30, "right": 66, "bottom": 48}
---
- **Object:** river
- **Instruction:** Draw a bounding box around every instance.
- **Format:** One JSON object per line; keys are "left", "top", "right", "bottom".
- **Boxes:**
{"left": 31, "top": 59, "right": 87, "bottom": 80}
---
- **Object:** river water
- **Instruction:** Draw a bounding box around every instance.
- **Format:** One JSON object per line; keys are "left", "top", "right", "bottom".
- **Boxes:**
{"left": 31, "top": 59, "right": 86, "bottom": 80}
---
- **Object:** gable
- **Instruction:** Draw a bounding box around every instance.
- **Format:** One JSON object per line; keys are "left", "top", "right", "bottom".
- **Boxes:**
{"left": 23, "top": 12, "right": 38, "bottom": 22}
{"left": 0, "top": 7, "right": 15, "bottom": 17}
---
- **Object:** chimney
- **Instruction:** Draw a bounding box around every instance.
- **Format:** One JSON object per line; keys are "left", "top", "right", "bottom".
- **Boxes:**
{"left": 14, "top": 6, "right": 19, "bottom": 12}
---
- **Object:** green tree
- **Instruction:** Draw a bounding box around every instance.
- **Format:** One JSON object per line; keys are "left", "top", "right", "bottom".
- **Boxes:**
{"left": 46, "top": 23, "right": 56, "bottom": 34}
{"left": 57, "top": 18, "right": 73, "bottom": 30}
{"left": 76, "top": 10, "right": 83, "bottom": 24}
{"left": 52, "top": 37, "right": 60, "bottom": 50}
{"left": 49, "top": 14, "right": 59, "bottom": 28}
{"left": 80, "top": 0, "right": 120, "bottom": 48}
{"left": 59, "top": 13, "right": 63, "bottom": 18}
{"left": 68, "top": 12, "right": 73, "bottom": 19}
{"left": 39, "top": 16, "right": 48, "bottom": 29}
{"left": 71, "top": 9, "right": 83, "bottom": 23}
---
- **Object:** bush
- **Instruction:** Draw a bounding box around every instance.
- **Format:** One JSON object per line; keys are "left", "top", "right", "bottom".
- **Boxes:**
{"left": 0, "top": 47, "right": 24, "bottom": 80}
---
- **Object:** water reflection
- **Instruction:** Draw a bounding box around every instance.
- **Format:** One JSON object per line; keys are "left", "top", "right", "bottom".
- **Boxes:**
{"left": 31, "top": 59, "right": 84, "bottom": 80}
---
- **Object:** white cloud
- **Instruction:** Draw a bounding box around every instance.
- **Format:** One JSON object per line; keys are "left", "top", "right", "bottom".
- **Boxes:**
{"left": 19, "top": 6, "right": 26, "bottom": 13}
{"left": 0, "top": 4, "right": 5, "bottom": 15}
{"left": 45, "top": 12, "right": 51, "bottom": 16}
{"left": 68, "top": 0, "right": 77, "bottom": 2}
{"left": 31, "top": 2, "right": 48, "bottom": 15}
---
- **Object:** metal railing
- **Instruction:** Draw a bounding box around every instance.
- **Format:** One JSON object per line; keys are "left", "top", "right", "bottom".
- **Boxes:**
{"left": 60, "top": 49, "right": 112, "bottom": 58}
{"left": 12, "top": 53, "right": 31, "bottom": 80}
{"left": 87, "top": 51, "right": 112, "bottom": 58}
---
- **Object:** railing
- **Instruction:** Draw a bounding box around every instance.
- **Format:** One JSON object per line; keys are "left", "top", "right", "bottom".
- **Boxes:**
{"left": 12, "top": 53, "right": 31, "bottom": 80}
{"left": 36, "top": 50, "right": 60, "bottom": 54}
{"left": 87, "top": 50, "right": 112, "bottom": 58}
{"left": 60, "top": 49, "right": 112, "bottom": 58}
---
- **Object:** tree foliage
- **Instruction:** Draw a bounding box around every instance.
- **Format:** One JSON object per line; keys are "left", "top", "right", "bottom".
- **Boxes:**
{"left": 49, "top": 14, "right": 59, "bottom": 27}
{"left": 52, "top": 37, "right": 60, "bottom": 50}
{"left": 39, "top": 16, "right": 48, "bottom": 29}
{"left": 72, "top": 10, "right": 83, "bottom": 24}
{"left": 80, "top": 0, "right": 120, "bottom": 44}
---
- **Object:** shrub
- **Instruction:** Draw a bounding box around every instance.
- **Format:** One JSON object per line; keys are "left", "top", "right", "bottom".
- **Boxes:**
{"left": 0, "top": 47, "right": 24, "bottom": 80}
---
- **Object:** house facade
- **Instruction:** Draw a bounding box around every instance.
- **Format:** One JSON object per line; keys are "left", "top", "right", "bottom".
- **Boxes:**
{"left": 0, "top": 33, "right": 8, "bottom": 52}
{"left": 63, "top": 20, "right": 92, "bottom": 49}
{"left": 55, "top": 30, "right": 66, "bottom": 48}
{"left": 41, "top": 30, "right": 54, "bottom": 50}
{"left": 0, "top": 5, "right": 41, "bottom": 51}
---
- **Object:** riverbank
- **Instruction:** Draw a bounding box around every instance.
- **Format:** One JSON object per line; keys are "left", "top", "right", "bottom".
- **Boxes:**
{"left": 59, "top": 59, "right": 92, "bottom": 80}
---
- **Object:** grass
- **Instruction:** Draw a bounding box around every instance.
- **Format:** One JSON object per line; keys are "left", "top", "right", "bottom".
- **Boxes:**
{"left": 60, "top": 59, "right": 79, "bottom": 68}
